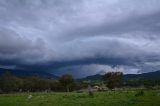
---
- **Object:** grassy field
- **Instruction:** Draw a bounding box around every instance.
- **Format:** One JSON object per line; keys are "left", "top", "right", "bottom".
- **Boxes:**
{"left": 0, "top": 89, "right": 160, "bottom": 106}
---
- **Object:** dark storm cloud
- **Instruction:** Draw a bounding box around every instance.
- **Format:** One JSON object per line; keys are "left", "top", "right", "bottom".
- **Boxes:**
{"left": 0, "top": 0, "right": 160, "bottom": 77}
{"left": 0, "top": 27, "right": 47, "bottom": 64}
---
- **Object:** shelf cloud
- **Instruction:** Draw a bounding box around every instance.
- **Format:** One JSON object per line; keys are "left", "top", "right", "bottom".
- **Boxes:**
{"left": 0, "top": 0, "right": 160, "bottom": 77}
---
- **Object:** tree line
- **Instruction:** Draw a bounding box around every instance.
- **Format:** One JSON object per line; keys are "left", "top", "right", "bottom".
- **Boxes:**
{"left": 0, "top": 72, "right": 88, "bottom": 93}
{"left": 0, "top": 71, "right": 160, "bottom": 93}
{"left": 102, "top": 72, "right": 160, "bottom": 89}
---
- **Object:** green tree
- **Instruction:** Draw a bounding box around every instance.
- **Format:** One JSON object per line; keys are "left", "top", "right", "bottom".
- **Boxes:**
{"left": 23, "top": 76, "right": 50, "bottom": 92}
{"left": 1, "top": 71, "right": 23, "bottom": 92}
{"left": 102, "top": 72, "right": 123, "bottom": 89}
{"left": 59, "top": 74, "right": 74, "bottom": 92}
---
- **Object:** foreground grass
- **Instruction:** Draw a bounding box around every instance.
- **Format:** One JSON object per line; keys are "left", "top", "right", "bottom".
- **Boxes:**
{"left": 0, "top": 89, "right": 160, "bottom": 106}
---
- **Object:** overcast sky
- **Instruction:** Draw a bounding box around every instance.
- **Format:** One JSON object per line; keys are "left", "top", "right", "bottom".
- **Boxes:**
{"left": 0, "top": 0, "right": 160, "bottom": 78}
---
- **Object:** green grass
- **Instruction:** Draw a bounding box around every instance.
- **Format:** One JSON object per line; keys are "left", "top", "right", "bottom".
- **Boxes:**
{"left": 0, "top": 90, "right": 160, "bottom": 106}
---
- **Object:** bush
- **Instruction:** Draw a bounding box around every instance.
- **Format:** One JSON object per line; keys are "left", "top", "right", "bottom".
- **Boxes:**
{"left": 135, "top": 91, "right": 144, "bottom": 96}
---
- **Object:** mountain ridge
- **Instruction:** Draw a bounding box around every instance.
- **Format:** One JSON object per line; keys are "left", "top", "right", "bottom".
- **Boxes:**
{"left": 0, "top": 68, "right": 59, "bottom": 79}
{"left": 80, "top": 70, "right": 160, "bottom": 81}
{"left": 1, "top": 68, "right": 160, "bottom": 80}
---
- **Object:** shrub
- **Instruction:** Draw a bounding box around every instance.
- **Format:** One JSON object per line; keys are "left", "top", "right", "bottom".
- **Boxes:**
{"left": 135, "top": 90, "right": 144, "bottom": 96}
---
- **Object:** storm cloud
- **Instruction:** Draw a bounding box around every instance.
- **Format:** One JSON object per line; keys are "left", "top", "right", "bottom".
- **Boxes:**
{"left": 0, "top": 0, "right": 160, "bottom": 78}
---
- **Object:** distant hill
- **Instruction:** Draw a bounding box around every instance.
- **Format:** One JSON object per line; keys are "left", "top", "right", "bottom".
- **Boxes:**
{"left": 0, "top": 68, "right": 59, "bottom": 79}
{"left": 81, "top": 74, "right": 102, "bottom": 81}
{"left": 123, "top": 70, "right": 160, "bottom": 80}
{"left": 81, "top": 70, "right": 160, "bottom": 81}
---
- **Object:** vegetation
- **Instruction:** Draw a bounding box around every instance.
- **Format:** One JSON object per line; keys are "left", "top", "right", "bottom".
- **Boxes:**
{"left": 1, "top": 71, "right": 160, "bottom": 94}
{"left": 0, "top": 90, "right": 160, "bottom": 106}
{"left": 0, "top": 72, "right": 87, "bottom": 93}
{"left": 0, "top": 71, "right": 160, "bottom": 105}
{"left": 102, "top": 72, "right": 123, "bottom": 89}
{"left": 59, "top": 74, "right": 75, "bottom": 92}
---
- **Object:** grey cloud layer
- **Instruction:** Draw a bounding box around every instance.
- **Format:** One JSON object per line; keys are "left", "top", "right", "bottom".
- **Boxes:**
{"left": 0, "top": 28, "right": 47, "bottom": 63}
{"left": 0, "top": 0, "right": 160, "bottom": 76}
